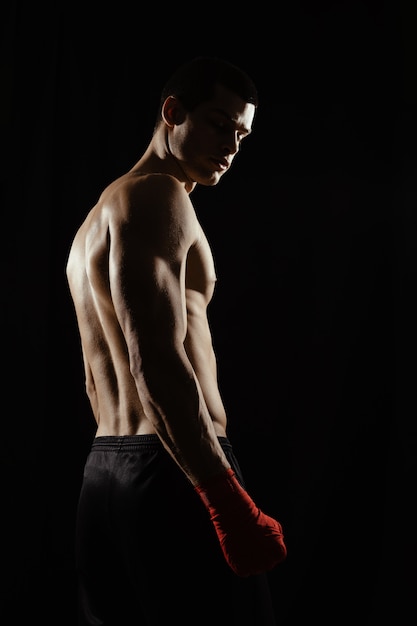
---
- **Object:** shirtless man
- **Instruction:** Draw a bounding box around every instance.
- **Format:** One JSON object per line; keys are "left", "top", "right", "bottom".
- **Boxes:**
{"left": 66, "top": 57, "right": 287, "bottom": 626}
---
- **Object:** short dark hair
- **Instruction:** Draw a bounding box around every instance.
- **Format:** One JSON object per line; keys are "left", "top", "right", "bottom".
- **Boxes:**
{"left": 155, "top": 57, "right": 258, "bottom": 131}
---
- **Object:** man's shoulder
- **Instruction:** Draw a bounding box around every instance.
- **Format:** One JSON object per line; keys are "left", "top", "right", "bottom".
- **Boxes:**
{"left": 95, "top": 172, "right": 196, "bottom": 243}
{"left": 108, "top": 170, "right": 185, "bottom": 192}
{"left": 102, "top": 172, "right": 188, "bottom": 209}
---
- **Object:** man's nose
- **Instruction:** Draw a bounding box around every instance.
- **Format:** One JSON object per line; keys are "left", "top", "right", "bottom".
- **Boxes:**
{"left": 223, "top": 131, "right": 240, "bottom": 155}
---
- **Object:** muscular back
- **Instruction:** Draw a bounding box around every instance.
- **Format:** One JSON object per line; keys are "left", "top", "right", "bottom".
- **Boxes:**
{"left": 66, "top": 172, "right": 227, "bottom": 441}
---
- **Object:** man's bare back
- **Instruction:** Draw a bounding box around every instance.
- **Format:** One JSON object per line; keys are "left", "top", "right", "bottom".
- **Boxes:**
{"left": 67, "top": 170, "right": 228, "bottom": 442}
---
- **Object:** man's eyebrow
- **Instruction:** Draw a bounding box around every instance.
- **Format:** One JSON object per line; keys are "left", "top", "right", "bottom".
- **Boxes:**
{"left": 211, "top": 108, "right": 252, "bottom": 135}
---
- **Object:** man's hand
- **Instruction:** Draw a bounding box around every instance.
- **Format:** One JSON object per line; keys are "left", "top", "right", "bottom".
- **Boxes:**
{"left": 195, "top": 469, "right": 287, "bottom": 577}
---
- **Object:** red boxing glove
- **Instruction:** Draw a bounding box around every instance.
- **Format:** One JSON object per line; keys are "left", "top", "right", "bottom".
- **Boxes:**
{"left": 195, "top": 469, "right": 287, "bottom": 577}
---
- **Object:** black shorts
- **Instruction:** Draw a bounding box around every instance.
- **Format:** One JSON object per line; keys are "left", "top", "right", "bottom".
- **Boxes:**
{"left": 76, "top": 435, "right": 277, "bottom": 626}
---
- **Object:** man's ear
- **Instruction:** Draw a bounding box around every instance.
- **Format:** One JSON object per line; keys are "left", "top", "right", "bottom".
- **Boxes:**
{"left": 162, "top": 95, "right": 186, "bottom": 127}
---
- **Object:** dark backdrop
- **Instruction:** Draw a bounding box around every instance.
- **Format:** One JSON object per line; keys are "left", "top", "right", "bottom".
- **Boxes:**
{"left": 2, "top": 2, "right": 416, "bottom": 625}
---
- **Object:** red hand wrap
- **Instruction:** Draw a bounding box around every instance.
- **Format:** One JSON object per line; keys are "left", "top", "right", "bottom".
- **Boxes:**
{"left": 195, "top": 469, "right": 287, "bottom": 577}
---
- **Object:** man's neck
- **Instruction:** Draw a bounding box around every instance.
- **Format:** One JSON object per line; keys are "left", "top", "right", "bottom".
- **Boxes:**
{"left": 129, "top": 130, "right": 195, "bottom": 194}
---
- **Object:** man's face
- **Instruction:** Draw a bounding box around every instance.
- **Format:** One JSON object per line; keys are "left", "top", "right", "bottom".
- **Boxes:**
{"left": 171, "top": 84, "right": 256, "bottom": 187}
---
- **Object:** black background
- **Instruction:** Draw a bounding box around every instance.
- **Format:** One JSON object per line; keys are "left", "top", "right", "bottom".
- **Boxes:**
{"left": 2, "top": 1, "right": 416, "bottom": 624}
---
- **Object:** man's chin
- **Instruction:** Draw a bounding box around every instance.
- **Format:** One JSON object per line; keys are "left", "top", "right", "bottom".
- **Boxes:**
{"left": 199, "top": 171, "right": 224, "bottom": 187}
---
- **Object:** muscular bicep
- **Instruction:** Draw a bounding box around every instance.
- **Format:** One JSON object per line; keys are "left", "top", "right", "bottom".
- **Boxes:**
{"left": 114, "top": 241, "right": 186, "bottom": 354}
{"left": 108, "top": 176, "right": 198, "bottom": 370}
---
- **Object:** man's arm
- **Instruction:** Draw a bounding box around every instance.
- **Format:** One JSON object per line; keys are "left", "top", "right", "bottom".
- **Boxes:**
{"left": 109, "top": 174, "right": 287, "bottom": 576}
{"left": 110, "top": 174, "right": 229, "bottom": 484}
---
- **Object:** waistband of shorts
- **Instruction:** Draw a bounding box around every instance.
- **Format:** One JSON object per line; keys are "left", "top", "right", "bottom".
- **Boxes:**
{"left": 91, "top": 434, "right": 231, "bottom": 452}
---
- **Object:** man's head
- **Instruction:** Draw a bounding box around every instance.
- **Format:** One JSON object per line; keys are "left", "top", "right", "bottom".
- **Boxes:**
{"left": 154, "top": 58, "right": 258, "bottom": 188}
{"left": 155, "top": 57, "right": 258, "bottom": 132}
